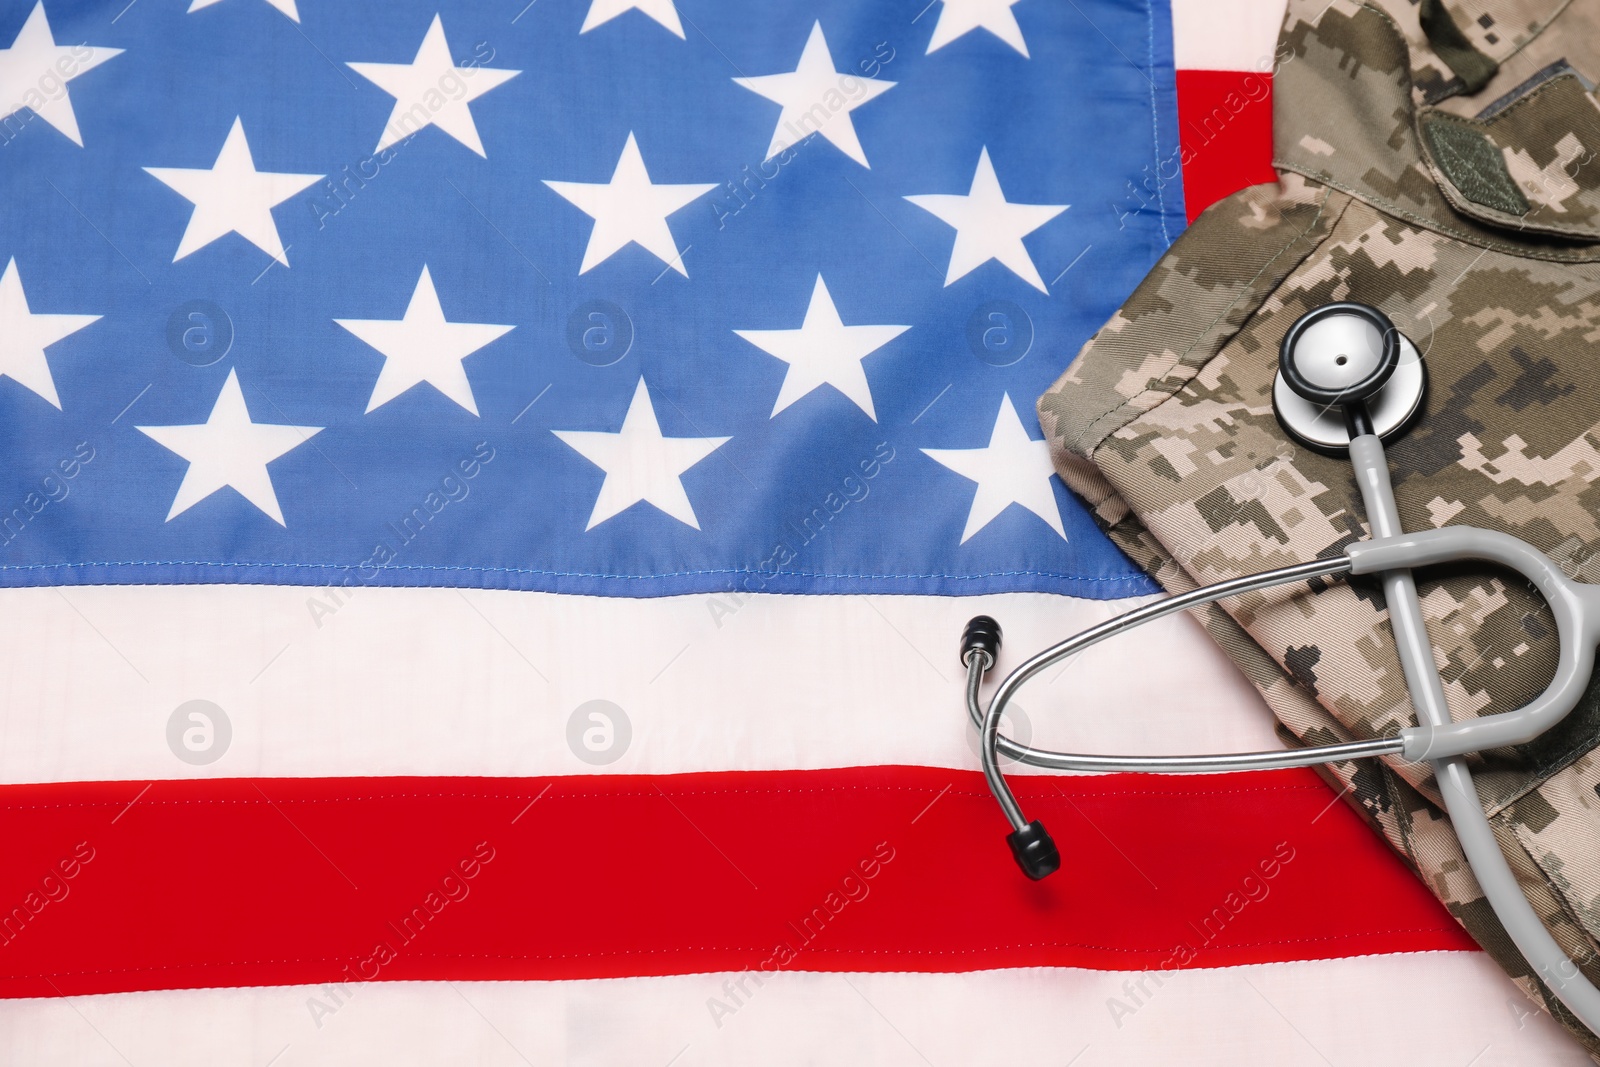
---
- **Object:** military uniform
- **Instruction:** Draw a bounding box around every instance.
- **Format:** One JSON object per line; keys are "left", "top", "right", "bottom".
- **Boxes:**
{"left": 1040, "top": 0, "right": 1600, "bottom": 1052}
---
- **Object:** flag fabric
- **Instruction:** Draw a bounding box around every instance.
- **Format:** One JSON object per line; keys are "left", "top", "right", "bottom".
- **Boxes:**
{"left": 0, "top": 0, "right": 1585, "bottom": 1063}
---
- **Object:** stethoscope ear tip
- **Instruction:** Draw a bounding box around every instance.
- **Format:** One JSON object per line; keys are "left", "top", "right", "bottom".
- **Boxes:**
{"left": 961, "top": 615, "right": 1003, "bottom": 670}
{"left": 1007, "top": 820, "right": 1060, "bottom": 880}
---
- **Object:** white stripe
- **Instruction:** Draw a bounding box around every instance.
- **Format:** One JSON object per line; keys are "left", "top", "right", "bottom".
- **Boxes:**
{"left": 1172, "top": 0, "right": 1288, "bottom": 71}
{"left": 0, "top": 954, "right": 1580, "bottom": 1066}
{"left": 0, "top": 586, "right": 1275, "bottom": 784}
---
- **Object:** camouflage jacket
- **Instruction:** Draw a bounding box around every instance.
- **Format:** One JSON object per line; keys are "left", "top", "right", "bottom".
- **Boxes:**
{"left": 1040, "top": 0, "right": 1600, "bottom": 1052}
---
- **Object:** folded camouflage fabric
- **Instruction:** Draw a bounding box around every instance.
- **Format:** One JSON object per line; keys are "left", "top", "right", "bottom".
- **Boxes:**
{"left": 1040, "top": 0, "right": 1600, "bottom": 1053}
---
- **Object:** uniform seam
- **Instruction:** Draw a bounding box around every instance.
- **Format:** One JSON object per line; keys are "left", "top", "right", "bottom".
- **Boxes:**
{"left": 1382, "top": 770, "right": 1425, "bottom": 881}
{"left": 1482, "top": 732, "right": 1600, "bottom": 819}
{"left": 1272, "top": 162, "right": 1600, "bottom": 261}
{"left": 1074, "top": 183, "right": 1343, "bottom": 462}
{"left": 1487, "top": 0, "right": 1577, "bottom": 71}
{"left": 1504, "top": 815, "right": 1600, "bottom": 953}
{"left": 1499, "top": 813, "right": 1600, "bottom": 1021}
{"left": 1472, "top": 66, "right": 1588, "bottom": 125}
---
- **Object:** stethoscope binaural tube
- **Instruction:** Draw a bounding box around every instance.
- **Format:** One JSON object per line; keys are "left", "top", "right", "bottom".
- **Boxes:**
{"left": 965, "top": 301, "right": 1600, "bottom": 1034}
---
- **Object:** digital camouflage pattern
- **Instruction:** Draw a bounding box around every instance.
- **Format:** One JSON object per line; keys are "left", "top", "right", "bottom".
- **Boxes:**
{"left": 1041, "top": 0, "right": 1600, "bottom": 1054}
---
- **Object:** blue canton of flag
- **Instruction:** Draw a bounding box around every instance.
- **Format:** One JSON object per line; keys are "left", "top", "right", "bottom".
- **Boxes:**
{"left": 0, "top": 0, "right": 1183, "bottom": 598}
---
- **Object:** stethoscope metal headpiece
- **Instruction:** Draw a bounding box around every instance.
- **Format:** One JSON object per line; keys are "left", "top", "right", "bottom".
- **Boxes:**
{"left": 1272, "top": 301, "right": 1428, "bottom": 454}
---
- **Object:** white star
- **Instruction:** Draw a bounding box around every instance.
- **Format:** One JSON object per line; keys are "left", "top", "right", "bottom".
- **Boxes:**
{"left": 553, "top": 378, "right": 728, "bottom": 531}
{"left": 581, "top": 0, "right": 683, "bottom": 38}
{"left": 733, "top": 21, "right": 895, "bottom": 167}
{"left": 144, "top": 117, "right": 321, "bottom": 265}
{"left": 544, "top": 132, "right": 715, "bottom": 275}
{"left": 922, "top": 394, "right": 1066, "bottom": 544}
{"left": 927, "top": 0, "right": 1029, "bottom": 57}
{"left": 137, "top": 369, "right": 323, "bottom": 526}
{"left": 0, "top": 2, "right": 121, "bottom": 147}
{"left": 348, "top": 15, "right": 520, "bottom": 157}
{"left": 334, "top": 265, "right": 513, "bottom": 416}
{"left": 904, "top": 147, "right": 1068, "bottom": 292}
{"left": 734, "top": 274, "right": 908, "bottom": 421}
{"left": 187, "top": 0, "right": 300, "bottom": 22}
{"left": 0, "top": 258, "right": 99, "bottom": 409}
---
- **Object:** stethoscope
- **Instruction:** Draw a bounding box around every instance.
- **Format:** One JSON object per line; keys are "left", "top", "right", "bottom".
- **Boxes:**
{"left": 961, "top": 301, "right": 1600, "bottom": 1033}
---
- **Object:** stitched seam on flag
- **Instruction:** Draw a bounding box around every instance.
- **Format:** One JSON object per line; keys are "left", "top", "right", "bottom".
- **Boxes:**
{"left": 1118, "top": 948, "right": 1480, "bottom": 973}
{"left": 0, "top": 933, "right": 1471, "bottom": 977}
{"left": 1382, "top": 767, "right": 1421, "bottom": 872}
{"left": 1145, "top": 0, "right": 1172, "bottom": 246}
{"left": 0, "top": 951, "right": 1488, "bottom": 993}
{"left": 0, "top": 561, "right": 1151, "bottom": 582}
{"left": 0, "top": 785, "right": 1338, "bottom": 808}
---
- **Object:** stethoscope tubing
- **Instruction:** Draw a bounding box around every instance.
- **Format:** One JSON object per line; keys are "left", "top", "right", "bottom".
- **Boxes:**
{"left": 968, "top": 430, "right": 1600, "bottom": 1033}
{"left": 1347, "top": 434, "right": 1600, "bottom": 1029}
{"left": 969, "top": 554, "right": 1403, "bottom": 823}
{"left": 964, "top": 651, "right": 1407, "bottom": 830}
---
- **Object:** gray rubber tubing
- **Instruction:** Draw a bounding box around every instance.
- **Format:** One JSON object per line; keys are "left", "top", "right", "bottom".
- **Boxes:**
{"left": 1347, "top": 527, "right": 1600, "bottom": 760}
{"left": 1349, "top": 433, "right": 1600, "bottom": 1033}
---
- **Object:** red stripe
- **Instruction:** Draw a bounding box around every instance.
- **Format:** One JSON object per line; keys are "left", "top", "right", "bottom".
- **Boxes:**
{"left": 1176, "top": 69, "right": 1279, "bottom": 222}
{"left": 0, "top": 766, "right": 1471, "bottom": 997}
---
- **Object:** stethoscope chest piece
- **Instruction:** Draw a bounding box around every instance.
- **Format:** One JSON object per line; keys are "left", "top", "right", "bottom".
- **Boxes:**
{"left": 1272, "top": 302, "right": 1427, "bottom": 454}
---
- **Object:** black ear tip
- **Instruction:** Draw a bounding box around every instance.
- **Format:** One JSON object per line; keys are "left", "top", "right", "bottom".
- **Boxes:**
{"left": 1006, "top": 820, "right": 1060, "bottom": 880}
{"left": 961, "top": 615, "right": 1002, "bottom": 668}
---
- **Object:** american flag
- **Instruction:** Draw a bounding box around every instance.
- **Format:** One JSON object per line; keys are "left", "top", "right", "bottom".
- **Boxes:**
{"left": 0, "top": 0, "right": 1581, "bottom": 1063}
